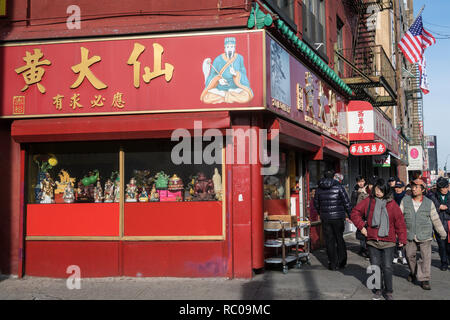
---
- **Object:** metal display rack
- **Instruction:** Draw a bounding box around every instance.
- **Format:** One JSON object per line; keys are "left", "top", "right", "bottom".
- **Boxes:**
{"left": 264, "top": 219, "right": 310, "bottom": 274}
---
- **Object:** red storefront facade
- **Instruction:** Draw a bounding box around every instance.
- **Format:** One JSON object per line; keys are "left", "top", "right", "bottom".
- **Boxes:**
{"left": 0, "top": 29, "right": 351, "bottom": 278}
{"left": 0, "top": 1, "right": 358, "bottom": 279}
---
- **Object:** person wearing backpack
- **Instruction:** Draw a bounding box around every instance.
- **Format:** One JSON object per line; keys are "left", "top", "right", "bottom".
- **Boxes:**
{"left": 351, "top": 178, "right": 407, "bottom": 300}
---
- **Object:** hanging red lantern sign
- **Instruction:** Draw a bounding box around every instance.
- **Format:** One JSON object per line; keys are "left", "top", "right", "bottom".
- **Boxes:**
{"left": 349, "top": 142, "right": 386, "bottom": 156}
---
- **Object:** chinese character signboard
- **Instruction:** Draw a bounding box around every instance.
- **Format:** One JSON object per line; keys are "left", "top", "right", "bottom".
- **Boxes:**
{"left": 349, "top": 142, "right": 386, "bottom": 156}
{"left": 265, "top": 35, "right": 348, "bottom": 145}
{"left": 347, "top": 100, "right": 399, "bottom": 157}
{"left": 0, "top": 31, "right": 264, "bottom": 118}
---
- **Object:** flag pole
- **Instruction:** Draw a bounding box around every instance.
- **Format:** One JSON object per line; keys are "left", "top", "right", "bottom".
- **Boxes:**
{"left": 413, "top": 5, "right": 425, "bottom": 24}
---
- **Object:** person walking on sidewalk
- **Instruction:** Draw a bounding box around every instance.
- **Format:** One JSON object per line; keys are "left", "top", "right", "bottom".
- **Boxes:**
{"left": 314, "top": 170, "right": 352, "bottom": 271}
{"left": 427, "top": 177, "right": 450, "bottom": 271}
{"left": 351, "top": 175, "right": 368, "bottom": 258}
{"left": 393, "top": 180, "right": 408, "bottom": 265}
{"left": 400, "top": 179, "right": 448, "bottom": 290}
{"left": 351, "top": 178, "right": 407, "bottom": 300}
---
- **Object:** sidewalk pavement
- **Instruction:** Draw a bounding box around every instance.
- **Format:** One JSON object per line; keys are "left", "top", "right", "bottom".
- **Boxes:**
{"left": 0, "top": 236, "right": 448, "bottom": 300}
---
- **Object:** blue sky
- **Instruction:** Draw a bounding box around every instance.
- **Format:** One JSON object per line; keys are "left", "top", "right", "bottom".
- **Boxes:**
{"left": 414, "top": 0, "right": 450, "bottom": 170}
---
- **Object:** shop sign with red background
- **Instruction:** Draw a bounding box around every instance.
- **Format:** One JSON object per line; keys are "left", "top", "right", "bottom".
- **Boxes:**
{"left": 265, "top": 35, "right": 349, "bottom": 146}
{"left": 0, "top": 30, "right": 264, "bottom": 118}
{"left": 347, "top": 101, "right": 399, "bottom": 156}
{"left": 349, "top": 142, "right": 386, "bottom": 156}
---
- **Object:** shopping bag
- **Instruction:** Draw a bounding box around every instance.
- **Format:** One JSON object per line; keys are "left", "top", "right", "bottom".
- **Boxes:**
{"left": 448, "top": 221, "right": 450, "bottom": 243}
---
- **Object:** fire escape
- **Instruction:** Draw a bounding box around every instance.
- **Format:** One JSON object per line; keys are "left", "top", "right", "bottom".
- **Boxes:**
{"left": 336, "top": 0, "right": 396, "bottom": 108}
{"left": 405, "top": 64, "right": 424, "bottom": 146}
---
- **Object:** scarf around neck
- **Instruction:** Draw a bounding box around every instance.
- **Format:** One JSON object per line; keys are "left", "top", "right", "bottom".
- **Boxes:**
{"left": 438, "top": 191, "right": 448, "bottom": 205}
{"left": 371, "top": 198, "right": 389, "bottom": 238}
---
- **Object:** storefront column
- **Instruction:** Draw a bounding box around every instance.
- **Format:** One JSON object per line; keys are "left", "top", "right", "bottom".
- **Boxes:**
{"left": 251, "top": 114, "right": 264, "bottom": 270}
{"left": 0, "top": 120, "right": 21, "bottom": 276}
{"left": 230, "top": 116, "right": 253, "bottom": 278}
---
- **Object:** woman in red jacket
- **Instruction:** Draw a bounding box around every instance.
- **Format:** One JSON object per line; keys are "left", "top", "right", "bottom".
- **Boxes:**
{"left": 351, "top": 178, "right": 407, "bottom": 301}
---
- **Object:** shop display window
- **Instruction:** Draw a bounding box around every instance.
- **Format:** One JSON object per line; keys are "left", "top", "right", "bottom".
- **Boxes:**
{"left": 263, "top": 151, "right": 287, "bottom": 200}
{"left": 124, "top": 140, "right": 223, "bottom": 203}
{"left": 27, "top": 141, "right": 119, "bottom": 204}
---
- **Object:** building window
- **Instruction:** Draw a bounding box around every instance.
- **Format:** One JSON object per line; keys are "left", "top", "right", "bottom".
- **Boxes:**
{"left": 302, "top": 0, "right": 327, "bottom": 58}
{"left": 264, "top": 0, "right": 297, "bottom": 31}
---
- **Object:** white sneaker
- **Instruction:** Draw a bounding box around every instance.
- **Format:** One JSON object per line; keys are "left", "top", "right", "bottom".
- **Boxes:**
{"left": 402, "top": 258, "right": 408, "bottom": 265}
{"left": 393, "top": 258, "right": 399, "bottom": 264}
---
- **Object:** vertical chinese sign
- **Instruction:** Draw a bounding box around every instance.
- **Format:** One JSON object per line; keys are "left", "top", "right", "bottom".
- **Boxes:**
{"left": 0, "top": 31, "right": 264, "bottom": 118}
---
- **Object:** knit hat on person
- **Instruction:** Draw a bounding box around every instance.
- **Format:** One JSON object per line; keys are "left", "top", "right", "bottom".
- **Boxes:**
{"left": 436, "top": 177, "right": 449, "bottom": 189}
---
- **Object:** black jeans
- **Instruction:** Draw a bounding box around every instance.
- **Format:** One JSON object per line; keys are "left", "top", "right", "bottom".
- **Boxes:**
{"left": 322, "top": 219, "right": 347, "bottom": 268}
{"left": 367, "top": 245, "right": 395, "bottom": 293}
{"left": 436, "top": 234, "right": 450, "bottom": 267}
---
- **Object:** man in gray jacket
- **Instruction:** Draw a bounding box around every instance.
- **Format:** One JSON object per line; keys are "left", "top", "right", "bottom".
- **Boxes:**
{"left": 400, "top": 179, "right": 447, "bottom": 290}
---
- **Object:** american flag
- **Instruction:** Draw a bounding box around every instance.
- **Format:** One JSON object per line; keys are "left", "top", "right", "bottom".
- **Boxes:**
{"left": 398, "top": 15, "right": 436, "bottom": 64}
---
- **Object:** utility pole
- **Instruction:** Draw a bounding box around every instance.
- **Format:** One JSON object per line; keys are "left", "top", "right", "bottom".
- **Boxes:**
{"left": 393, "top": 0, "right": 404, "bottom": 130}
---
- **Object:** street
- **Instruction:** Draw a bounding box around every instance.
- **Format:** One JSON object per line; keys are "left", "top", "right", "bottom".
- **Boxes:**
{"left": 0, "top": 236, "right": 448, "bottom": 300}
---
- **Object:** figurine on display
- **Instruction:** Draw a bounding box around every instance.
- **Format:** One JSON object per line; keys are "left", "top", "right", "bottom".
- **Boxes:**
{"left": 194, "top": 172, "right": 215, "bottom": 201}
{"left": 81, "top": 170, "right": 99, "bottom": 187}
{"left": 114, "top": 178, "right": 120, "bottom": 203}
{"left": 263, "top": 176, "right": 285, "bottom": 199}
{"left": 77, "top": 170, "right": 98, "bottom": 202}
{"left": 154, "top": 171, "right": 169, "bottom": 190}
{"left": 134, "top": 169, "right": 154, "bottom": 194}
{"left": 63, "top": 181, "right": 75, "bottom": 204}
{"left": 33, "top": 154, "right": 58, "bottom": 203}
{"left": 168, "top": 174, "right": 184, "bottom": 191}
{"left": 139, "top": 188, "right": 149, "bottom": 202}
{"left": 40, "top": 172, "right": 56, "bottom": 204}
{"left": 184, "top": 175, "right": 197, "bottom": 201}
{"left": 104, "top": 178, "right": 114, "bottom": 203}
{"left": 55, "top": 170, "right": 76, "bottom": 203}
{"left": 149, "top": 184, "right": 159, "bottom": 202}
{"left": 212, "top": 168, "right": 222, "bottom": 201}
{"left": 94, "top": 180, "right": 104, "bottom": 203}
{"left": 126, "top": 177, "right": 138, "bottom": 202}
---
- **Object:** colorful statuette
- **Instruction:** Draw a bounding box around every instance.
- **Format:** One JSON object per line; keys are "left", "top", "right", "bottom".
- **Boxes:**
{"left": 154, "top": 171, "right": 169, "bottom": 190}
{"left": 40, "top": 172, "right": 56, "bottom": 204}
{"left": 194, "top": 172, "right": 215, "bottom": 201}
{"left": 126, "top": 177, "right": 138, "bottom": 202}
{"left": 104, "top": 178, "right": 114, "bottom": 203}
{"left": 94, "top": 180, "right": 103, "bottom": 203}
{"left": 149, "top": 184, "right": 159, "bottom": 202}
{"left": 139, "top": 188, "right": 149, "bottom": 202}
{"left": 168, "top": 174, "right": 184, "bottom": 191}
{"left": 63, "top": 181, "right": 75, "bottom": 203}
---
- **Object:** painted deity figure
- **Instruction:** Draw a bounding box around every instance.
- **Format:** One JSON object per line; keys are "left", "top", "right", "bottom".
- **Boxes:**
{"left": 201, "top": 37, "right": 253, "bottom": 104}
{"left": 126, "top": 177, "right": 138, "bottom": 202}
{"left": 104, "top": 179, "right": 114, "bottom": 203}
{"left": 40, "top": 172, "right": 55, "bottom": 204}
{"left": 194, "top": 172, "right": 215, "bottom": 201}
{"left": 94, "top": 180, "right": 103, "bottom": 203}
{"left": 63, "top": 181, "right": 75, "bottom": 203}
{"left": 150, "top": 184, "right": 159, "bottom": 202}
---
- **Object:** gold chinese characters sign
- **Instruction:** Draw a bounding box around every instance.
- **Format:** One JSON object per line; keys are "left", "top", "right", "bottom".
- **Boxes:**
{"left": 1, "top": 31, "right": 265, "bottom": 117}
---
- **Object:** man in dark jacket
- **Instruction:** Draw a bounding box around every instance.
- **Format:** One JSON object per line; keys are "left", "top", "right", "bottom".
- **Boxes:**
{"left": 428, "top": 177, "right": 450, "bottom": 271}
{"left": 350, "top": 175, "right": 366, "bottom": 208}
{"left": 314, "top": 170, "right": 352, "bottom": 270}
